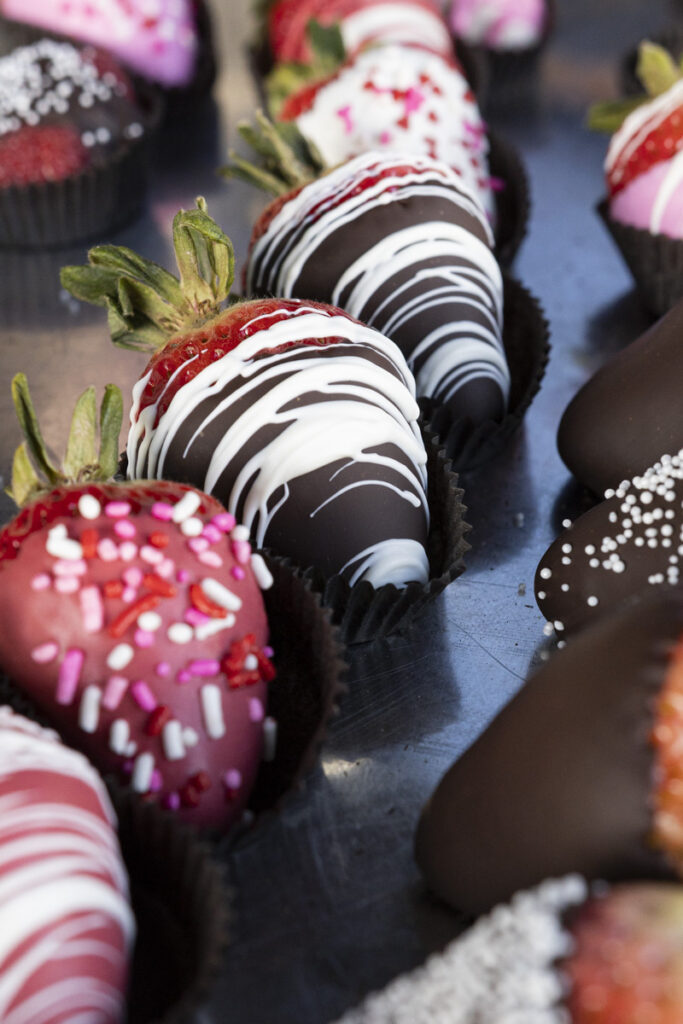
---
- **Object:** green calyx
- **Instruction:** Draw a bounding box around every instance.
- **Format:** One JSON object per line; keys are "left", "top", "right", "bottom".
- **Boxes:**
{"left": 220, "top": 109, "right": 326, "bottom": 197}
{"left": 60, "top": 197, "right": 235, "bottom": 353}
{"left": 588, "top": 41, "right": 683, "bottom": 133}
{"left": 7, "top": 374, "right": 123, "bottom": 507}
{"left": 266, "top": 19, "right": 346, "bottom": 117}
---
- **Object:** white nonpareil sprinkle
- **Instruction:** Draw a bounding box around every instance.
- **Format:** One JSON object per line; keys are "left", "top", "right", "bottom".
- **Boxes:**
{"left": 171, "top": 490, "right": 201, "bottom": 523}
{"left": 46, "top": 526, "right": 83, "bottom": 562}
{"left": 335, "top": 876, "right": 588, "bottom": 1024}
{"left": 78, "top": 685, "right": 101, "bottom": 734}
{"left": 162, "top": 720, "right": 185, "bottom": 761}
{"left": 201, "top": 577, "right": 242, "bottom": 612}
{"left": 107, "top": 643, "right": 134, "bottom": 671}
{"left": 167, "top": 623, "right": 193, "bottom": 645}
{"left": 131, "top": 752, "right": 154, "bottom": 794}
{"left": 251, "top": 553, "right": 274, "bottom": 590}
{"left": 200, "top": 685, "right": 226, "bottom": 740}
{"left": 77, "top": 494, "right": 101, "bottom": 520}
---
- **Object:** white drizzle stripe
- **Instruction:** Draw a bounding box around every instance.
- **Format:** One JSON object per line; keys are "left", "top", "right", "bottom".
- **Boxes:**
{"left": 0, "top": 710, "right": 134, "bottom": 1021}
{"left": 341, "top": 4, "right": 452, "bottom": 56}
{"left": 650, "top": 148, "right": 683, "bottom": 233}
{"left": 606, "top": 80, "right": 683, "bottom": 184}
{"left": 128, "top": 308, "right": 430, "bottom": 587}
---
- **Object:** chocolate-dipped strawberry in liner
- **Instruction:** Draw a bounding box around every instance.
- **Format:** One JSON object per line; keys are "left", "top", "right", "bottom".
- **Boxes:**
{"left": 558, "top": 296, "right": 683, "bottom": 497}
{"left": 591, "top": 42, "right": 683, "bottom": 317}
{"left": 416, "top": 588, "right": 683, "bottom": 918}
{"left": 335, "top": 875, "right": 683, "bottom": 1024}
{"left": 535, "top": 448, "right": 683, "bottom": 638}
{"left": 0, "top": 374, "right": 346, "bottom": 830}
{"left": 61, "top": 199, "right": 470, "bottom": 643}
{"left": 224, "top": 116, "right": 546, "bottom": 467}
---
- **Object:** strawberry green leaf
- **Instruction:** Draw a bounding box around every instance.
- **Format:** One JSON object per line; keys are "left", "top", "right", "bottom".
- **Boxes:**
{"left": 172, "top": 198, "right": 235, "bottom": 314}
{"left": 63, "top": 386, "right": 98, "bottom": 480}
{"left": 220, "top": 111, "right": 325, "bottom": 196}
{"left": 637, "top": 41, "right": 682, "bottom": 98}
{"left": 266, "top": 20, "right": 345, "bottom": 117}
{"left": 98, "top": 384, "right": 123, "bottom": 481}
{"left": 11, "top": 374, "right": 62, "bottom": 486}
{"left": 7, "top": 443, "right": 42, "bottom": 507}
{"left": 306, "top": 18, "right": 345, "bottom": 67}
{"left": 587, "top": 96, "right": 648, "bottom": 133}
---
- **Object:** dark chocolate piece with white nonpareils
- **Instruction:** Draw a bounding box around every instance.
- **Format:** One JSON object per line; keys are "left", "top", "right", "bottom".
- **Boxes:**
{"left": 415, "top": 589, "right": 683, "bottom": 917}
{"left": 558, "top": 297, "right": 683, "bottom": 496}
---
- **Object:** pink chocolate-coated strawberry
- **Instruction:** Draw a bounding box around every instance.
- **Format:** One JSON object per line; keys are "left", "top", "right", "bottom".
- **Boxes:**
{"left": 0, "top": 376, "right": 275, "bottom": 830}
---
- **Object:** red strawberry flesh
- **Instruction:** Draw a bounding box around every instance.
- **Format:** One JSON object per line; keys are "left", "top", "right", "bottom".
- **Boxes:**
{"left": 608, "top": 106, "right": 683, "bottom": 198}
{"left": 651, "top": 634, "right": 683, "bottom": 874}
{"left": 0, "top": 124, "right": 90, "bottom": 187}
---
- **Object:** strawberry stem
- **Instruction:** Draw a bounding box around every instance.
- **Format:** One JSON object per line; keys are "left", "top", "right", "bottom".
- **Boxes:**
{"left": 588, "top": 41, "right": 683, "bottom": 134}
{"left": 221, "top": 110, "right": 326, "bottom": 196}
{"left": 60, "top": 198, "right": 235, "bottom": 352}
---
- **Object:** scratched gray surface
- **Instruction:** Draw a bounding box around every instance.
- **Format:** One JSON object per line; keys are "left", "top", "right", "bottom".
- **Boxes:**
{"left": 0, "top": 0, "right": 675, "bottom": 1021}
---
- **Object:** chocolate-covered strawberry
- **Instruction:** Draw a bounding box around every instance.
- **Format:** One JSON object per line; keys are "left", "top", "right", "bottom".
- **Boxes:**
{"left": 336, "top": 876, "right": 683, "bottom": 1024}
{"left": 535, "top": 448, "right": 683, "bottom": 637}
{"left": 263, "top": 0, "right": 453, "bottom": 64}
{"left": 558, "top": 297, "right": 683, "bottom": 496}
{"left": 225, "top": 117, "right": 508, "bottom": 431}
{"left": 267, "top": 34, "right": 495, "bottom": 218}
{"left": 61, "top": 199, "right": 430, "bottom": 589}
{"left": 415, "top": 588, "right": 683, "bottom": 917}
{"left": 0, "top": 375, "right": 276, "bottom": 830}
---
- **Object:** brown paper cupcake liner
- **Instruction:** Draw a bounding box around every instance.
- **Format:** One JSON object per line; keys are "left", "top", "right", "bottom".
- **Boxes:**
{"left": 262, "top": 426, "right": 470, "bottom": 646}
{"left": 110, "top": 787, "right": 230, "bottom": 1024}
{"left": 0, "top": 555, "right": 347, "bottom": 834}
{"left": 621, "top": 26, "right": 683, "bottom": 97}
{"left": 490, "top": 131, "right": 530, "bottom": 267}
{"left": 597, "top": 198, "right": 683, "bottom": 319}
{"left": 0, "top": 79, "right": 163, "bottom": 250}
{"left": 421, "top": 274, "right": 550, "bottom": 472}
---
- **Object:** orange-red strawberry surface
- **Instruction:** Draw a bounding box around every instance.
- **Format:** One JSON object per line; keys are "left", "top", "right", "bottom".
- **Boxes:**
{"left": 608, "top": 104, "right": 683, "bottom": 198}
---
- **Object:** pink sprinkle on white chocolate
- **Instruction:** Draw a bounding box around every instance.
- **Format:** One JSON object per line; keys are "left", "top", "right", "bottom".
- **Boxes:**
{"left": 202, "top": 525, "right": 222, "bottom": 543}
{"left": 119, "top": 542, "right": 139, "bottom": 562}
{"left": 134, "top": 629, "right": 155, "bottom": 649}
{"left": 140, "top": 545, "right": 164, "bottom": 565}
{"left": 80, "top": 585, "right": 104, "bottom": 633}
{"left": 123, "top": 567, "right": 144, "bottom": 588}
{"left": 97, "top": 538, "right": 119, "bottom": 562}
{"left": 31, "top": 573, "right": 51, "bottom": 591}
{"left": 155, "top": 662, "right": 171, "bottom": 678}
{"left": 56, "top": 648, "right": 85, "bottom": 705}
{"left": 31, "top": 641, "right": 59, "bottom": 664}
{"left": 231, "top": 566, "right": 246, "bottom": 581}
{"left": 212, "top": 512, "right": 235, "bottom": 532}
{"left": 55, "top": 577, "right": 80, "bottom": 594}
{"left": 188, "top": 537, "right": 209, "bottom": 554}
{"left": 103, "top": 675, "right": 128, "bottom": 710}
{"left": 131, "top": 680, "right": 157, "bottom": 711}
{"left": 199, "top": 551, "right": 223, "bottom": 568}
{"left": 189, "top": 659, "right": 220, "bottom": 677}
{"left": 114, "top": 519, "right": 136, "bottom": 539}
{"left": 105, "top": 501, "right": 131, "bottom": 519}
{"left": 151, "top": 502, "right": 174, "bottom": 521}
{"left": 249, "top": 697, "right": 264, "bottom": 723}
{"left": 53, "top": 559, "right": 87, "bottom": 577}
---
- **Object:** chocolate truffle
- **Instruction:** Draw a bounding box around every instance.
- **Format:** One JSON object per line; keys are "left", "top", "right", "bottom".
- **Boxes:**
{"left": 558, "top": 297, "right": 683, "bottom": 496}
{"left": 415, "top": 588, "right": 683, "bottom": 917}
{"left": 0, "top": 707, "right": 135, "bottom": 1023}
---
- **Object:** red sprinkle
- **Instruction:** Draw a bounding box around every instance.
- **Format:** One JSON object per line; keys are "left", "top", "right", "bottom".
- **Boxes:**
{"left": 190, "top": 583, "right": 228, "bottom": 620}
{"left": 80, "top": 528, "right": 99, "bottom": 560}
{"left": 179, "top": 782, "right": 200, "bottom": 808}
{"left": 145, "top": 704, "right": 172, "bottom": 736}
{"left": 103, "top": 580, "right": 125, "bottom": 599}
{"left": 108, "top": 594, "right": 161, "bottom": 639}
{"left": 149, "top": 531, "right": 170, "bottom": 549}
{"left": 143, "top": 573, "right": 177, "bottom": 598}
{"left": 190, "top": 771, "right": 211, "bottom": 792}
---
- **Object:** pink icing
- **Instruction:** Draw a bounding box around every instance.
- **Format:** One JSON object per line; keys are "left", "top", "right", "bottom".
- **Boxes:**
{"left": 609, "top": 156, "right": 683, "bottom": 239}
{"left": 0, "top": 0, "right": 199, "bottom": 87}
{"left": 450, "top": 0, "right": 546, "bottom": 50}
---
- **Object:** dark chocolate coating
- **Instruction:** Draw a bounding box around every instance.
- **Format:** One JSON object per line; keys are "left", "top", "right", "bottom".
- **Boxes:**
{"left": 558, "top": 298, "right": 683, "bottom": 496}
{"left": 415, "top": 589, "right": 683, "bottom": 917}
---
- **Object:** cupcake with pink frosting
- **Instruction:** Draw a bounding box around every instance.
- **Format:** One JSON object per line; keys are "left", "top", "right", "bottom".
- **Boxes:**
{"left": 592, "top": 41, "right": 683, "bottom": 316}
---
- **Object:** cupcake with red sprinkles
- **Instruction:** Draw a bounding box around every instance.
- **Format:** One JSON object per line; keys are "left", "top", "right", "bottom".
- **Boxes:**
{"left": 0, "top": 374, "right": 346, "bottom": 831}
{"left": 0, "top": 36, "right": 160, "bottom": 247}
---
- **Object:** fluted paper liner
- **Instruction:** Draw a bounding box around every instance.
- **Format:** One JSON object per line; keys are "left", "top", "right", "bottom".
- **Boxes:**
{"left": 263, "top": 426, "right": 470, "bottom": 646}
{"left": 422, "top": 274, "right": 550, "bottom": 472}
{"left": 0, "top": 79, "right": 163, "bottom": 249}
{"left": 598, "top": 199, "right": 683, "bottom": 318}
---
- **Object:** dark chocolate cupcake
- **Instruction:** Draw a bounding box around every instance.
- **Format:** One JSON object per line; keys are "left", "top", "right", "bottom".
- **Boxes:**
{"left": 0, "top": 36, "right": 161, "bottom": 248}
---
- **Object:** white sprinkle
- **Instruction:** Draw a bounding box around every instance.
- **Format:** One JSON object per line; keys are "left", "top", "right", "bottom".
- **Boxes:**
{"left": 587, "top": 596, "right": 599, "bottom": 607}
{"left": 162, "top": 720, "right": 185, "bottom": 761}
{"left": 183, "top": 727, "right": 199, "bottom": 747}
{"left": 553, "top": 620, "right": 565, "bottom": 632}
{"left": 537, "top": 591, "right": 546, "bottom": 600}
{"left": 200, "top": 577, "right": 242, "bottom": 612}
{"left": 110, "top": 719, "right": 130, "bottom": 755}
{"left": 539, "top": 568, "right": 552, "bottom": 580}
{"left": 561, "top": 584, "right": 569, "bottom": 593}
{"left": 561, "top": 544, "right": 572, "bottom": 554}
{"left": 172, "top": 491, "right": 201, "bottom": 523}
{"left": 561, "top": 518, "right": 572, "bottom": 529}
{"left": 78, "top": 494, "right": 101, "bottom": 520}
{"left": 201, "top": 684, "right": 226, "bottom": 739}
{"left": 251, "top": 553, "right": 274, "bottom": 590}
{"left": 263, "top": 717, "right": 278, "bottom": 762}
{"left": 231, "top": 525, "right": 250, "bottom": 542}
{"left": 125, "top": 740, "right": 138, "bottom": 758}
{"left": 168, "top": 623, "right": 193, "bottom": 644}
{"left": 542, "top": 622, "right": 554, "bottom": 636}
{"left": 244, "top": 654, "right": 259, "bottom": 671}
{"left": 78, "top": 685, "right": 101, "bottom": 733}
{"left": 46, "top": 527, "right": 83, "bottom": 561}
{"left": 180, "top": 517, "right": 204, "bottom": 537}
{"left": 138, "top": 611, "right": 162, "bottom": 632}
{"left": 132, "top": 753, "right": 155, "bottom": 793}
{"left": 194, "top": 614, "right": 236, "bottom": 641}
{"left": 107, "top": 643, "right": 134, "bottom": 671}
